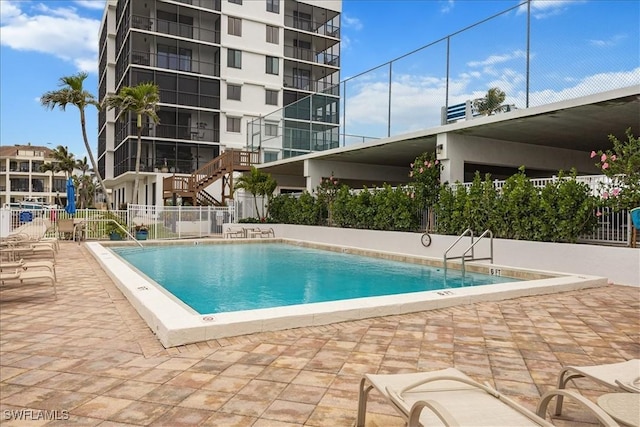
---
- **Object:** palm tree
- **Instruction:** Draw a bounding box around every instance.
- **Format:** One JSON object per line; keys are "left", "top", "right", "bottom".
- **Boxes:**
{"left": 40, "top": 145, "right": 75, "bottom": 178}
{"left": 41, "top": 72, "right": 114, "bottom": 210}
{"left": 473, "top": 87, "right": 506, "bottom": 116}
{"left": 235, "top": 167, "right": 277, "bottom": 220}
{"left": 76, "top": 156, "right": 91, "bottom": 176}
{"left": 102, "top": 82, "right": 160, "bottom": 205}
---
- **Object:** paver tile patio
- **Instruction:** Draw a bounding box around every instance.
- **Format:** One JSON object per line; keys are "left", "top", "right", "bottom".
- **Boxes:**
{"left": 0, "top": 242, "right": 638, "bottom": 426}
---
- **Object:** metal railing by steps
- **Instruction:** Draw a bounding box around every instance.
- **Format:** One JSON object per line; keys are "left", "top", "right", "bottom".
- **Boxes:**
{"left": 443, "top": 228, "right": 494, "bottom": 276}
{"left": 163, "top": 149, "right": 259, "bottom": 206}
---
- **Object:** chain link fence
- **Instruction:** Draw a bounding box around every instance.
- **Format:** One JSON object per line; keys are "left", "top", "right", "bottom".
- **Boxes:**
{"left": 248, "top": 0, "right": 639, "bottom": 158}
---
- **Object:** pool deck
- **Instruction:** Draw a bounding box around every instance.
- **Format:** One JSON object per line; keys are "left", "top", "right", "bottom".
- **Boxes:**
{"left": 1, "top": 242, "right": 638, "bottom": 426}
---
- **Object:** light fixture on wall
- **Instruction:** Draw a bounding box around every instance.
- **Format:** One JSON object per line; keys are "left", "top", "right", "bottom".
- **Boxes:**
{"left": 436, "top": 144, "right": 443, "bottom": 155}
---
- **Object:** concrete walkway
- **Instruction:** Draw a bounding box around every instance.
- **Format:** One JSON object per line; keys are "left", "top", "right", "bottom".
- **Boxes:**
{"left": 1, "top": 242, "right": 638, "bottom": 426}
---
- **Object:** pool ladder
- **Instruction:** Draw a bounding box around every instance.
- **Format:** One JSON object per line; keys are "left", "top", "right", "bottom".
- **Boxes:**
{"left": 443, "top": 228, "right": 493, "bottom": 276}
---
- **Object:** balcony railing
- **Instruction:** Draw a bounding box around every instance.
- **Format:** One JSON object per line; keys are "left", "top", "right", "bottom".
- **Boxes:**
{"left": 131, "top": 50, "right": 220, "bottom": 77}
{"left": 283, "top": 45, "right": 339, "bottom": 67}
{"left": 284, "top": 15, "right": 340, "bottom": 38}
{"left": 283, "top": 76, "right": 340, "bottom": 94}
{"left": 131, "top": 14, "right": 220, "bottom": 44}
{"left": 172, "top": 0, "right": 221, "bottom": 11}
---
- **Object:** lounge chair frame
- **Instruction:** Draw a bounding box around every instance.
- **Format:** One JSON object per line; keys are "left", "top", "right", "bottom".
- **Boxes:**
{"left": 357, "top": 367, "right": 619, "bottom": 427}
{"left": 554, "top": 359, "right": 640, "bottom": 416}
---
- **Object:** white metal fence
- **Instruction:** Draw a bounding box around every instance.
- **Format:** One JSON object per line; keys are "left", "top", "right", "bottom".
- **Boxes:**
{"left": 0, "top": 184, "right": 630, "bottom": 246}
{"left": 1, "top": 205, "right": 234, "bottom": 241}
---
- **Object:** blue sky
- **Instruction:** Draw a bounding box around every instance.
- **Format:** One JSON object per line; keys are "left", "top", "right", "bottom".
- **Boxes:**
{"left": 1, "top": 0, "right": 638, "bottom": 158}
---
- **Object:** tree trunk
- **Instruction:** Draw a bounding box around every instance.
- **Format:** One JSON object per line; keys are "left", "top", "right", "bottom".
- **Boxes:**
{"left": 253, "top": 195, "right": 260, "bottom": 219}
{"left": 80, "top": 108, "right": 113, "bottom": 210}
{"left": 132, "top": 114, "right": 143, "bottom": 205}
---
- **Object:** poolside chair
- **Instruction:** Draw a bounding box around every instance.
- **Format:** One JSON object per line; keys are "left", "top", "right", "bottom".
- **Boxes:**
{"left": 245, "top": 227, "right": 275, "bottom": 238}
{"left": 8, "top": 218, "right": 57, "bottom": 247}
{"left": 0, "top": 268, "right": 57, "bottom": 298}
{"left": 357, "top": 367, "right": 619, "bottom": 427}
{"left": 0, "top": 242, "right": 56, "bottom": 263}
{"left": 554, "top": 359, "right": 640, "bottom": 416}
{"left": 224, "top": 226, "right": 246, "bottom": 238}
{"left": 57, "top": 218, "right": 81, "bottom": 241}
{"left": 0, "top": 258, "right": 57, "bottom": 281}
{"left": 3, "top": 232, "right": 58, "bottom": 252}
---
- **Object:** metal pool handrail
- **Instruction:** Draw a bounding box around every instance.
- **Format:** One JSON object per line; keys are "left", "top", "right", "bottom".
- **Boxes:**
{"left": 443, "top": 228, "right": 494, "bottom": 276}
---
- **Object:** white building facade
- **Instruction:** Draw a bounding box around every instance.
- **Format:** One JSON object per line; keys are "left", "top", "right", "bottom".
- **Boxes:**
{"left": 0, "top": 145, "right": 67, "bottom": 208}
{"left": 98, "top": 0, "right": 341, "bottom": 207}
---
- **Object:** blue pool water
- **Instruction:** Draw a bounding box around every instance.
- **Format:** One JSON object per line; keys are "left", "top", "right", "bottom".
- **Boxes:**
{"left": 112, "top": 243, "right": 518, "bottom": 315}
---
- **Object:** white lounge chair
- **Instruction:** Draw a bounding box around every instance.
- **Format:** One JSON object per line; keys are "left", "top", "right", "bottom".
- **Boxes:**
{"left": 357, "top": 367, "right": 619, "bottom": 426}
{"left": 245, "top": 227, "right": 275, "bottom": 238}
{"left": 0, "top": 258, "right": 57, "bottom": 281}
{"left": 0, "top": 268, "right": 57, "bottom": 298}
{"left": 554, "top": 359, "right": 640, "bottom": 416}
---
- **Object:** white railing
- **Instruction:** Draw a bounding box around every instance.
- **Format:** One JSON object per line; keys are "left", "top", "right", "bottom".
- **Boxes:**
{"left": 128, "top": 204, "right": 235, "bottom": 239}
{"left": 1, "top": 205, "right": 235, "bottom": 241}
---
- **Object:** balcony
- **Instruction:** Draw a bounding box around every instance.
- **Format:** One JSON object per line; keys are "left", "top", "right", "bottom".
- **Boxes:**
{"left": 130, "top": 50, "right": 220, "bottom": 77}
{"left": 284, "top": 15, "right": 340, "bottom": 38}
{"left": 283, "top": 75, "right": 340, "bottom": 94}
{"left": 283, "top": 45, "right": 339, "bottom": 67}
{"left": 131, "top": 14, "right": 220, "bottom": 44}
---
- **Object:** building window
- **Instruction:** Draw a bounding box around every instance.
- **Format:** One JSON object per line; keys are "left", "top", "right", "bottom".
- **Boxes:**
{"left": 266, "top": 56, "right": 279, "bottom": 75}
{"left": 293, "top": 10, "right": 312, "bottom": 31}
{"left": 229, "top": 0, "right": 242, "bottom": 4}
{"left": 227, "top": 117, "right": 241, "bottom": 133}
{"left": 293, "top": 68, "right": 311, "bottom": 90}
{"left": 266, "top": 25, "right": 279, "bottom": 44}
{"left": 265, "top": 89, "right": 278, "bottom": 106}
{"left": 266, "top": 0, "right": 279, "bottom": 13}
{"left": 228, "top": 16, "right": 242, "bottom": 36}
{"left": 158, "top": 44, "right": 192, "bottom": 71}
{"left": 227, "top": 49, "right": 242, "bottom": 68}
{"left": 264, "top": 151, "right": 278, "bottom": 162}
{"left": 227, "top": 84, "right": 241, "bottom": 101}
{"left": 265, "top": 123, "right": 278, "bottom": 137}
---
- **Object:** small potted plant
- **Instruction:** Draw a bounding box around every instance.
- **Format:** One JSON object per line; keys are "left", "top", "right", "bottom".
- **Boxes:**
{"left": 135, "top": 224, "right": 149, "bottom": 240}
{"left": 105, "top": 222, "right": 126, "bottom": 241}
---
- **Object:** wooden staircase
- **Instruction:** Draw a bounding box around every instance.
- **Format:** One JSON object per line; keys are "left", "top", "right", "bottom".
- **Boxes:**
{"left": 163, "top": 149, "right": 259, "bottom": 206}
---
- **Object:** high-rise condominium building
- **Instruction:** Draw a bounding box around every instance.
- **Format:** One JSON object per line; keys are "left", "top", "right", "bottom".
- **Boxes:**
{"left": 98, "top": 0, "right": 341, "bottom": 206}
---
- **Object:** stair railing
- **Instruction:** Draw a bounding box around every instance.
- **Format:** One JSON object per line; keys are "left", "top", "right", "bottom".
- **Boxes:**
{"left": 443, "top": 228, "right": 493, "bottom": 276}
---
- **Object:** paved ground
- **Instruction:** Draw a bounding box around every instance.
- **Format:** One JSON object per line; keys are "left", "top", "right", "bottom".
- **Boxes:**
{"left": 1, "top": 241, "right": 638, "bottom": 426}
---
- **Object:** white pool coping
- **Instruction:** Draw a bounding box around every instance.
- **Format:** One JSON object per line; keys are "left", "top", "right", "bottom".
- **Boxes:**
{"left": 86, "top": 241, "right": 608, "bottom": 348}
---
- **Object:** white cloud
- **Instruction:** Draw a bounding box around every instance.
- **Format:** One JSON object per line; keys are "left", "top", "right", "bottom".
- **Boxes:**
{"left": 341, "top": 34, "right": 352, "bottom": 50}
{"left": 517, "top": 0, "right": 584, "bottom": 19}
{"left": 342, "top": 14, "right": 363, "bottom": 31}
{"left": 468, "top": 50, "right": 527, "bottom": 68}
{"left": 440, "top": 0, "right": 455, "bottom": 14}
{"left": 0, "top": 1, "right": 100, "bottom": 73}
{"left": 75, "top": 0, "right": 107, "bottom": 10}
{"left": 341, "top": 63, "right": 640, "bottom": 140}
{"left": 589, "top": 34, "right": 626, "bottom": 47}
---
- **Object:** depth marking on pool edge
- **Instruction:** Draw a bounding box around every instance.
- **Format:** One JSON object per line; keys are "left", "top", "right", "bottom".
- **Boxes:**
{"left": 437, "top": 290, "right": 455, "bottom": 296}
{"left": 202, "top": 316, "right": 216, "bottom": 322}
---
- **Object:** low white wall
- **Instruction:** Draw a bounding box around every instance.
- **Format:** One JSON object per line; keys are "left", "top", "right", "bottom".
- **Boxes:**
{"left": 266, "top": 224, "right": 640, "bottom": 286}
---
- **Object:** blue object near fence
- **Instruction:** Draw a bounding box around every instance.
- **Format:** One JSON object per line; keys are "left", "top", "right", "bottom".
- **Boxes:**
{"left": 19, "top": 211, "right": 33, "bottom": 222}
{"left": 631, "top": 207, "right": 640, "bottom": 230}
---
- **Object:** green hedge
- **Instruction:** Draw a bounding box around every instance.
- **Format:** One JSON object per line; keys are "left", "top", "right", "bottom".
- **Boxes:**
{"left": 434, "top": 170, "right": 598, "bottom": 242}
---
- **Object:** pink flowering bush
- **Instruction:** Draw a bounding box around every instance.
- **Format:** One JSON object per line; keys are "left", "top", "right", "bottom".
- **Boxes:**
{"left": 591, "top": 128, "right": 640, "bottom": 210}
{"left": 410, "top": 152, "right": 443, "bottom": 230}
{"left": 409, "top": 152, "right": 443, "bottom": 211}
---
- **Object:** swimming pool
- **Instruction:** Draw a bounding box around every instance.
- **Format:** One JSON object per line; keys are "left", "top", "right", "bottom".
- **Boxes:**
{"left": 112, "top": 243, "right": 518, "bottom": 314}
{"left": 86, "top": 238, "right": 607, "bottom": 347}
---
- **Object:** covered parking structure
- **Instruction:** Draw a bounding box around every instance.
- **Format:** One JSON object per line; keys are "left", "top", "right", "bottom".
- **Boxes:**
{"left": 257, "top": 86, "right": 639, "bottom": 192}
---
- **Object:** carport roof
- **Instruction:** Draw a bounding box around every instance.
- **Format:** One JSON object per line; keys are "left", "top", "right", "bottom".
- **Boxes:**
{"left": 259, "top": 85, "right": 639, "bottom": 177}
